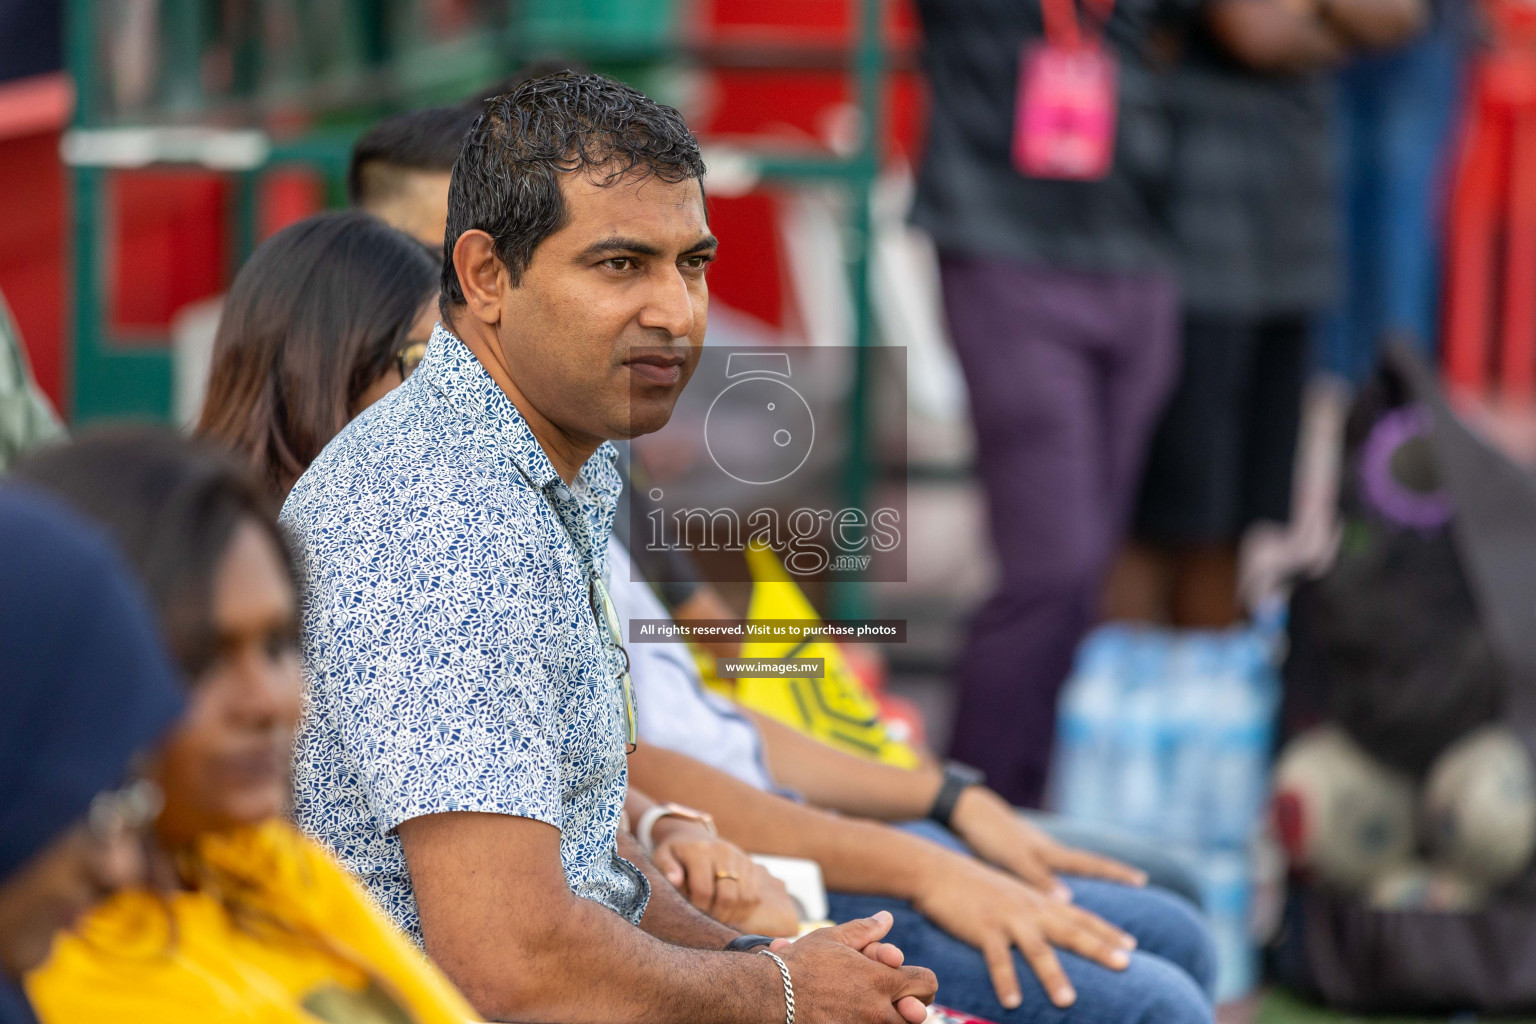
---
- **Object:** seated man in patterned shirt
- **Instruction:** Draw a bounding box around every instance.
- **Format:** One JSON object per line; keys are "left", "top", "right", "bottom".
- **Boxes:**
{"left": 280, "top": 71, "right": 936, "bottom": 1024}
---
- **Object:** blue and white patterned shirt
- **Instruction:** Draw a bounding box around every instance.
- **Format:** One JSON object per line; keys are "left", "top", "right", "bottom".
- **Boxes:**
{"left": 281, "top": 323, "right": 648, "bottom": 942}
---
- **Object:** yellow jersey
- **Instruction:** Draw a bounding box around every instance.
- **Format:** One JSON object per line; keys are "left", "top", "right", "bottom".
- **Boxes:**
{"left": 696, "top": 543, "right": 922, "bottom": 769}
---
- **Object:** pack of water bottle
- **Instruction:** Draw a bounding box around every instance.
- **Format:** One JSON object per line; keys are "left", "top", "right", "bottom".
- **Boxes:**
{"left": 1049, "top": 619, "right": 1282, "bottom": 1000}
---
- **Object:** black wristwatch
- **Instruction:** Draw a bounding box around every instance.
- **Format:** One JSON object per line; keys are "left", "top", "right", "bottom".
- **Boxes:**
{"left": 724, "top": 934, "right": 776, "bottom": 953}
{"left": 927, "top": 761, "right": 986, "bottom": 830}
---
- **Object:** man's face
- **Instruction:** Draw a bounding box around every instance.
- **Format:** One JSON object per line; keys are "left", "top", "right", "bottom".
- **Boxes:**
{"left": 494, "top": 169, "right": 712, "bottom": 446}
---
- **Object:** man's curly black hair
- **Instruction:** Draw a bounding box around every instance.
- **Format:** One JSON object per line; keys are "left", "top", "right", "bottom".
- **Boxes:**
{"left": 440, "top": 70, "right": 706, "bottom": 319}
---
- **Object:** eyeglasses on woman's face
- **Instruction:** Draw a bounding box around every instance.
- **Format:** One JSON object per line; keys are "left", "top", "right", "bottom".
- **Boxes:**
{"left": 395, "top": 339, "right": 430, "bottom": 381}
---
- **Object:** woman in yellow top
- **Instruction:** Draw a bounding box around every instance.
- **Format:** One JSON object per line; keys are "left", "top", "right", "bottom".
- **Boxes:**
{"left": 15, "top": 429, "right": 480, "bottom": 1024}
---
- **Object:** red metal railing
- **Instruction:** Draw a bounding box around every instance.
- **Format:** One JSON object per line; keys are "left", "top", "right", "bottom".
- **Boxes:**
{"left": 1445, "top": 0, "right": 1536, "bottom": 399}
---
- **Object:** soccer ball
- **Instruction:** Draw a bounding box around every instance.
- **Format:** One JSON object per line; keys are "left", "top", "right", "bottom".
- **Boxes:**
{"left": 1423, "top": 725, "right": 1536, "bottom": 888}
{"left": 1273, "top": 725, "right": 1416, "bottom": 890}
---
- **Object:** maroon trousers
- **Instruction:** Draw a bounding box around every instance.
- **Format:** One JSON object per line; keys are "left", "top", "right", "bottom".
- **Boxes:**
{"left": 941, "top": 255, "right": 1180, "bottom": 807}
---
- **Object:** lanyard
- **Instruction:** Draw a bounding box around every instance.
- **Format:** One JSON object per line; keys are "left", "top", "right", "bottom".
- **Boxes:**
{"left": 1040, "top": 0, "right": 1116, "bottom": 50}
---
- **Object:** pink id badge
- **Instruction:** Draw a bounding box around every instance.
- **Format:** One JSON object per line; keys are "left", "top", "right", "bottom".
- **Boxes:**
{"left": 1012, "top": 40, "right": 1118, "bottom": 181}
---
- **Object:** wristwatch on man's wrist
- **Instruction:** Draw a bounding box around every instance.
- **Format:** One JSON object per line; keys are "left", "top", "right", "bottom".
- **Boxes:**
{"left": 927, "top": 761, "right": 986, "bottom": 830}
{"left": 723, "top": 934, "right": 776, "bottom": 953}
{"left": 636, "top": 801, "right": 717, "bottom": 855}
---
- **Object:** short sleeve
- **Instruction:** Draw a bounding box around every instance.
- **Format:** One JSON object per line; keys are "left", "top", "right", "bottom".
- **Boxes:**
{"left": 312, "top": 497, "right": 566, "bottom": 834}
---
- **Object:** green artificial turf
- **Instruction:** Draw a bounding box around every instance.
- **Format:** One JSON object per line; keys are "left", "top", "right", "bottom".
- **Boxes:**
{"left": 1257, "top": 988, "right": 1536, "bottom": 1024}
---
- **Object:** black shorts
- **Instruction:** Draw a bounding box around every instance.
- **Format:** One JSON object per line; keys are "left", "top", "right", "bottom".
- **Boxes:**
{"left": 1134, "top": 312, "right": 1309, "bottom": 545}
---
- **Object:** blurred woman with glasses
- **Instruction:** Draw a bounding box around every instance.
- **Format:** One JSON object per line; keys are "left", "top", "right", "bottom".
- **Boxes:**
{"left": 14, "top": 429, "right": 478, "bottom": 1023}
{"left": 0, "top": 486, "right": 185, "bottom": 1024}
{"left": 197, "top": 210, "right": 438, "bottom": 501}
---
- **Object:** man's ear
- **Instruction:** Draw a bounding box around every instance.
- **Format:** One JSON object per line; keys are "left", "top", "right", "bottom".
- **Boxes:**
{"left": 452, "top": 229, "right": 507, "bottom": 326}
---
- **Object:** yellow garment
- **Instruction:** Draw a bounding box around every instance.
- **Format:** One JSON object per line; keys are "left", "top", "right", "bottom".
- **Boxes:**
{"left": 697, "top": 544, "right": 920, "bottom": 768}
{"left": 26, "top": 820, "right": 479, "bottom": 1024}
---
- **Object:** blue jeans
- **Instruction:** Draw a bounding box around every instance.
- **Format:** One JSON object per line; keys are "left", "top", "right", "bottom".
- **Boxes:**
{"left": 1025, "top": 812, "right": 1204, "bottom": 910}
{"left": 827, "top": 822, "right": 1216, "bottom": 1024}
{"left": 1321, "top": 27, "right": 1468, "bottom": 385}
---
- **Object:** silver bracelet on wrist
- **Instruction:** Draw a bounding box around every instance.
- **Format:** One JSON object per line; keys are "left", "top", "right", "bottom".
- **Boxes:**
{"left": 757, "top": 948, "right": 795, "bottom": 1024}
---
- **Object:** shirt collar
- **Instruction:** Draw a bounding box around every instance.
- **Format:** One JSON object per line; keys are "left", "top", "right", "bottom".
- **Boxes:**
{"left": 417, "top": 323, "right": 620, "bottom": 498}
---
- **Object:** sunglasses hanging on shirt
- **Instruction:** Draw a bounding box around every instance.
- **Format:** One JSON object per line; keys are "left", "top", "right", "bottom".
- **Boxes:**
{"left": 541, "top": 481, "right": 639, "bottom": 755}
{"left": 590, "top": 575, "right": 638, "bottom": 754}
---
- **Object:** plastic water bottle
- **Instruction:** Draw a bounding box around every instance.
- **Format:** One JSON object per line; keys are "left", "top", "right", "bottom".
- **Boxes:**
{"left": 1203, "top": 631, "right": 1280, "bottom": 848}
{"left": 1116, "top": 631, "right": 1169, "bottom": 834}
{"left": 1163, "top": 635, "right": 1216, "bottom": 846}
{"left": 1199, "top": 848, "right": 1257, "bottom": 1002}
{"left": 1243, "top": 632, "right": 1282, "bottom": 837}
{"left": 1052, "top": 628, "right": 1126, "bottom": 824}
